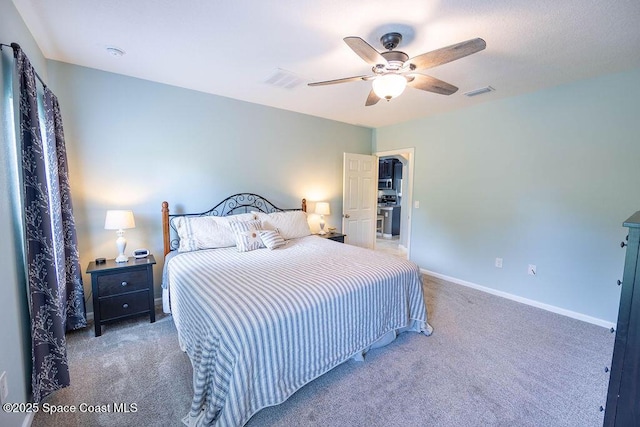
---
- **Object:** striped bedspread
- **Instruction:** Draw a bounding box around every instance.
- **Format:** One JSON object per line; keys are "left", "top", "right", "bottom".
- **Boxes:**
{"left": 165, "top": 235, "right": 431, "bottom": 427}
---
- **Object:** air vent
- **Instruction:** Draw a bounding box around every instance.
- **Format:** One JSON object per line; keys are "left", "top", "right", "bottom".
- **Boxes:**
{"left": 464, "top": 86, "right": 495, "bottom": 97}
{"left": 263, "top": 68, "right": 304, "bottom": 89}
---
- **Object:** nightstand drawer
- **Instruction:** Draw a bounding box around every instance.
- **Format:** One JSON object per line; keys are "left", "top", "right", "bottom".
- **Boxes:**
{"left": 97, "top": 269, "right": 148, "bottom": 296}
{"left": 99, "top": 291, "right": 150, "bottom": 320}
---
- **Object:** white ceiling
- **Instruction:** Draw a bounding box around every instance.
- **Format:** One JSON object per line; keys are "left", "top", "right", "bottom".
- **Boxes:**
{"left": 11, "top": 0, "right": 640, "bottom": 128}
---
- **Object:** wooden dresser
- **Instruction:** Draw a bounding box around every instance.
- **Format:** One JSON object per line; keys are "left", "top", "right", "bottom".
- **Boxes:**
{"left": 604, "top": 211, "right": 640, "bottom": 425}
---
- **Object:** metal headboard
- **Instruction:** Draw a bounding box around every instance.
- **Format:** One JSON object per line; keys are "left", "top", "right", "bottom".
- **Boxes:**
{"left": 162, "top": 193, "right": 307, "bottom": 255}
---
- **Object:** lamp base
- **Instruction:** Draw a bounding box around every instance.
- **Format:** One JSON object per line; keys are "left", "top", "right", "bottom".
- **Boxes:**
{"left": 318, "top": 219, "right": 327, "bottom": 235}
{"left": 115, "top": 254, "right": 129, "bottom": 263}
{"left": 318, "top": 215, "right": 327, "bottom": 236}
{"left": 115, "top": 231, "right": 128, "bottom": 263}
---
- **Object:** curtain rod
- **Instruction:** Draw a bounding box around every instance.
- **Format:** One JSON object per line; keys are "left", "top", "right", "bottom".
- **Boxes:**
{"left": 1, "top": 42, "right": 47, "bottom": 88}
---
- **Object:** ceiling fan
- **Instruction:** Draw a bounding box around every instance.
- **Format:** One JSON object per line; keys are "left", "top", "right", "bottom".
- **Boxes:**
{"left": 308, "top": 32, "right": 486, "bottom": 106}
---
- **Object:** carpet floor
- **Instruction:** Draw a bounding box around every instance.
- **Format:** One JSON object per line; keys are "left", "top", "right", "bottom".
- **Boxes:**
{"left": 31, "top": 276, "right": 614, "bottom": 427}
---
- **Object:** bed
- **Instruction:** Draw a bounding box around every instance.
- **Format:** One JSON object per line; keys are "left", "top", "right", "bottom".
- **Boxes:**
{"left": 161, "top": 193, "right": 432, "bottom": 427}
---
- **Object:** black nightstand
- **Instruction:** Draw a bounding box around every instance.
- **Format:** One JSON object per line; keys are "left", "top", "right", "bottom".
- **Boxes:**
{"left": 87, "top": 255, "right": 156, "bottom": 337}
{"left": 317, "top": 232, "right": 346, "bottom": 243}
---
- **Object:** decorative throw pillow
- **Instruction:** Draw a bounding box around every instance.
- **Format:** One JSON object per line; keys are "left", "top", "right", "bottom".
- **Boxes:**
{"left": 259, "top": 230, "right": 286, "bottom": 250}
{"left": 255, "top": 211, "right": 311, "bottom": 240}
{"left": 174, "top": 213, "right": 255, "bottom": 252}
{"left": 229, "top": 220, "right": 265, "bottom": 252}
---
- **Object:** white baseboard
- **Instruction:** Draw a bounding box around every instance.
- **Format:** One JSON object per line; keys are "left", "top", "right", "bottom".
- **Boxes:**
{"left": 86, "top": 297, "right": 163, "bottom": 322}
{"left": 421, "top": 269, "right": 616, "bottom": 330}
{"left": 24, "top": 412, "right": 34, "bottom": 427}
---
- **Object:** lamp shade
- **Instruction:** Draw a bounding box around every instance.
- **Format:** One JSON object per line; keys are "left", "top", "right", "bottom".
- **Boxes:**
{"left": 372, "top": 73, "right": 407, "bottom": 100}
{"left": 315, "top": 202, "right": 330, "bottom": 216}
{"left": 104, "top": 210, "right": 136, "bottom": 230}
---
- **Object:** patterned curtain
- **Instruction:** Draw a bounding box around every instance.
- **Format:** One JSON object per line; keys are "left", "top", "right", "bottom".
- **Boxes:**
{"left": 43, "top": 88, "right": 87, "bottom": 330}
{"left": 15, "top": 47, "right": 87, "bottom": 402}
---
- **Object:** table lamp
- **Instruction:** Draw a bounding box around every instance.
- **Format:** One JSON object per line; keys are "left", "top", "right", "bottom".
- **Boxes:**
{"left": 315, "top": 202, "right": 330, "bottom": 235}
{"left": 104, "top": 210, "right": 135, "bottom": 262}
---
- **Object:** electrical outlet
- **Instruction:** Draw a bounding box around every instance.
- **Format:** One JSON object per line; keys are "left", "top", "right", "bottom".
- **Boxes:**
{"left": 0, "top": 371, "right": 8, "bottom": 404}
{"left": 495, "top": 258, "right": 503, "bottom": 268}
{"left": 528, "top": 264, "right": 537, "bottom": 276}
{"left": 414, "top": 201, "right": 420, "bottom": 209}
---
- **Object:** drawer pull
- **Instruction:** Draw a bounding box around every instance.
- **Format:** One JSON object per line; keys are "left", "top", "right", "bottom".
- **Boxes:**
{"left": 617, "top": 280, "right": 622, "bottom": 286}
{"left": 121, "top": 281, "right": 128, "bottom": 287}
{"left": 122, "top": 303, "right": 129, "bottom": 309}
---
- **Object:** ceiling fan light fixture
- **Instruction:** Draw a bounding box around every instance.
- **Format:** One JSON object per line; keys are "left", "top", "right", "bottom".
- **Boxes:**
{"left": 372, "top": 73, "right": 406, "bottom": 101}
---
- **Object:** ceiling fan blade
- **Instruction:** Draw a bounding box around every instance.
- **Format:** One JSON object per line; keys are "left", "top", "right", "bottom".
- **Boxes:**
{"left": 408, "top": 38, "right": 486, "bottom": 70}
{"left": 308, "top": 75, "right": 374, "bottom": 86}
{"left": 407, "top": 74, "right": 458, "bottom": 95}
{"left": 344, "top": 37, "right": 388, "bottom": 66}
{"left": 365, "top": 89, "right": 381, "bottom": 106}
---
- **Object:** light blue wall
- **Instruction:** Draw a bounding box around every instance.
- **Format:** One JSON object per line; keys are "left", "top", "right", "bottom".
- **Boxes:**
{"left": 0, "top": 0, "right": 49, "bottom": 420}
{"left": 46, "top": 60, "right": 373, "bottom": 309}
{"left": 375, "top": 68, "right": 640, "bottom": 323}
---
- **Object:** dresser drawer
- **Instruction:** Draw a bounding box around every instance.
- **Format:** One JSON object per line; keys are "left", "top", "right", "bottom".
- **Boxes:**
{"left": 99, "top": 291, "right": 150, "bottom": 320}
{"left": 97, "top": 269, "right": 148, "bottom": 297}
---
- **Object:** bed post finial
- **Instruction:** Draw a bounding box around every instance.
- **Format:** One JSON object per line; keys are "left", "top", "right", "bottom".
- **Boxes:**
{"left": 162, "top": 201, "right": 170, "bottom": 256}
{"left": 301, "top": 198, "right": 307, "bottom": 212}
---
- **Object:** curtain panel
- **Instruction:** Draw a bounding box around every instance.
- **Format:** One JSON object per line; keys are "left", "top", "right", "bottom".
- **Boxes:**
{"left": 15, "top": 47, "right": 86, "bottom": 402}
{"left": 43, "top": 88, "right": 87, "bottom": 330}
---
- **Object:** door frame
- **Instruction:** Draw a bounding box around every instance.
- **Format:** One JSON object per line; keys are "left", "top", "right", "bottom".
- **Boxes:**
{"left": 374, "top": 147, "right": 414, "bottom": 259}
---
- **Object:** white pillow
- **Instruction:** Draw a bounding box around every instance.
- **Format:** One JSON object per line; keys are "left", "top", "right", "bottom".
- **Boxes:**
{"left": 229, "top": 219, "right": 265, "bottom": 252}
{"left": 255, "top": 211, "right": 311, "bottom": 240}
{"left": 259, "top": 230, "right": 286, "bottom": 250}
{"left": 175, "top": 213, "right": 255, "bottom": 252}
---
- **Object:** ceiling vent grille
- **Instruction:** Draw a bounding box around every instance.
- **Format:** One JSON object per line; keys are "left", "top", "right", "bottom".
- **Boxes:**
{"left": 263, "top": 68, "right": 304, "bottom": 89}
{"left": 464, "top": 86, "right": 495, "bottom": 97}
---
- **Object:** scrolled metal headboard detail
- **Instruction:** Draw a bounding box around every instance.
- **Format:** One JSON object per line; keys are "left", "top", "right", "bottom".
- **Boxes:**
{"left": 162, "top": 193, "right": 307, "bottom": 255}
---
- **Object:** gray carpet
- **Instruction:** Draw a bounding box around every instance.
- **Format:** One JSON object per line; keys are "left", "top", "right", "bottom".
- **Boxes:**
{"left": 32, "top": 276, "right": 614, "bottom": 427}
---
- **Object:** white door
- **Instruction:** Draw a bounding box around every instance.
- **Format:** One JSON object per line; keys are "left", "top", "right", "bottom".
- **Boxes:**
{"left": 343, "top": 153, "right": 377, "bottom": 248}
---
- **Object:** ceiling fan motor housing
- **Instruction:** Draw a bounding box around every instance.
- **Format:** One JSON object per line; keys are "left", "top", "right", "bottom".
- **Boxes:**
{"left": 380, "top": 51, "right": 408, "bottom": 69}
{"left": 376, "top": 33, "right": 408, "bottom": 73}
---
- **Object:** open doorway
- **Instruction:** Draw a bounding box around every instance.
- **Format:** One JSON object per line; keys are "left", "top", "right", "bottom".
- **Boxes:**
{"left": 374, "top": 148, "right": 414, "bottom": 259}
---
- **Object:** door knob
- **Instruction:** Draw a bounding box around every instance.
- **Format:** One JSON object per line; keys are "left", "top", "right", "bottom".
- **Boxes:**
{"left": 344, "top": 214, "right": 350, "bottom": 218}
